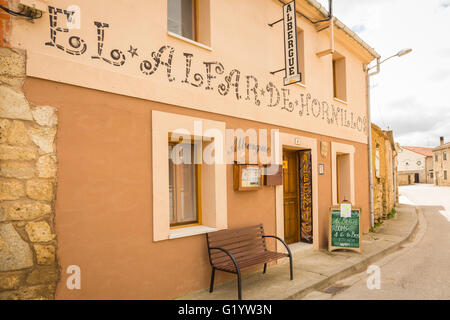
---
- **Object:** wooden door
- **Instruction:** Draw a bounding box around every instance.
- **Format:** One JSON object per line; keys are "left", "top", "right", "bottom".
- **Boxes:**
{"left": 283, "top": 150, "right": 300, "bottom": 244}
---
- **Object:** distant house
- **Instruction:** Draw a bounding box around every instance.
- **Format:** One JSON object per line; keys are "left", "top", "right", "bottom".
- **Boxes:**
{"left": 396, "top": 145, "right": 433, "bottom": 184}
{"left": 433, "top": 137, "right": 450, "bottom": 186}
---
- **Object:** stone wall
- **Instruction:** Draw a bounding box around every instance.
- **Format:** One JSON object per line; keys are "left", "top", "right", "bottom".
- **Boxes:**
{"left": 371, "top": 124, "right": 397, "bottom": 223}
{"left": 0, "top": 47, "right": 59, "bottom": 299}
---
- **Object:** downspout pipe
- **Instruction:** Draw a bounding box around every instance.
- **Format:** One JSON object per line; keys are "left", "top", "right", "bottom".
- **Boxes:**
{"left": 367, "top": 57, "right": 380, "bottom": 228}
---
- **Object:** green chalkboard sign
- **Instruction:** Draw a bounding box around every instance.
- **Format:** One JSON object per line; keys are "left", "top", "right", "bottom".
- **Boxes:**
{"left": 328, "top": 206, "right": 361, "bottom": 253}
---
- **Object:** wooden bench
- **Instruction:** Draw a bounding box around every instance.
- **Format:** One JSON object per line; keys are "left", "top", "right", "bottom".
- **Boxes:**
{"left": 206, "top": 224, "right": 293, "bottom": 300}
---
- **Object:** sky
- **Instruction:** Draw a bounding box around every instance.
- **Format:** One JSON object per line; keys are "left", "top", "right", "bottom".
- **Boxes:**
{"left": 317, "top": 0, "right": 450, "bottom": 147}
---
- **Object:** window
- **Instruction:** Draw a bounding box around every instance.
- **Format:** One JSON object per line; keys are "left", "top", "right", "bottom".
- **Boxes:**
{"left": 152, "top": 111, "right": 227, "bottom": 241}
{"left": 430, "top": 172, "right": 434, "bottom": 179}
{"left": 332, "top": 52, "right": 347, "bottom": 102}
{"left": 297, "top": 28, "right": 305, "bottom": 84}
{"left": 445, "top": 171, "right": 448, "bottom": 180}
{"left": 167, "top": 0, "right": 211, "bottom": 47}
{"left": 169, "top": 139, "right": 201, "bottom": 227}
{"left": 168, "top": 0, "right": 197, "bottom": 41}
{"left": 444, "top": 151, "right": 447, "bottom": 161}
{"left": 435, "top": 153, "right": 438, "bottom": 162}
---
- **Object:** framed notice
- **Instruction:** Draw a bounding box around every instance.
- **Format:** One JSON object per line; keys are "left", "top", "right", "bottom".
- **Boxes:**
{"left": 233, "top": 164, "right": 262, "bottom": 191}
{"left": 328, "top": 205, "right": 361, "bottom": 253}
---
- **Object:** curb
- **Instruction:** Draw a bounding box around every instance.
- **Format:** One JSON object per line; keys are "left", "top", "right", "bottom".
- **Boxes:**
{"left": 285, "top": 206, "right": 419, "bottom": 300}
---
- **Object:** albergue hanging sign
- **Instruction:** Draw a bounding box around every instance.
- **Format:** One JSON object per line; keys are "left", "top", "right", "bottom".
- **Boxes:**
{"left": 283, "top": 0, "right": 301, "bottom": 86}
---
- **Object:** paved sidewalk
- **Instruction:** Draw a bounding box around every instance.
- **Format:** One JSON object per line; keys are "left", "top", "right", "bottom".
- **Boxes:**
{"left": 178, "top": 204, "right": 418, "bottom": 300}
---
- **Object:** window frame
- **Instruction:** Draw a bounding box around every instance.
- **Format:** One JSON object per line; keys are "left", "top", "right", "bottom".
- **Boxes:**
{"left": 168, "top": 139, "right": 202, "bottom": 229}
{"left": 167, "top": 0, "right": 212, "bottom": 50}
{"left": 167, "top": 0, "right": 198, "bottom": 42}
{"left": 152, "top": 111, "right": 227, "bottom": 242}
{"left": 332, "top": 52, "right": 347, "bottom": 103}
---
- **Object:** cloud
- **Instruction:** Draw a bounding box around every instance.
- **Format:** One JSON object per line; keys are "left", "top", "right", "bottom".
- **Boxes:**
{"left": 315, "top": 0, "right": 450, "bottom": 148}
{"left": 430, "top": 69, "right": 450, "bottom": 81}
{"left": 373, "top": 97, "right": 450, "bottom": 147}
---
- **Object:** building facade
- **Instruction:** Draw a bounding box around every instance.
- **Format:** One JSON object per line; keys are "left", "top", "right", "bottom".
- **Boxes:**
{"left": 0, "top": 0, "right": 378, "bottom": 299}
{"left": 433, "top": 137, "right": 450, "bottom": 186}
{"left": 396, "top": 145, "right": 432, "bottom": 185}
{"left": 371, "top": 124, "right": 398, "bottom": 222}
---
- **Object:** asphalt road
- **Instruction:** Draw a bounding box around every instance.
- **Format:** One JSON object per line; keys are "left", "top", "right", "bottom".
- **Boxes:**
{"left": 327, "top": 184, "right": 450, "bottom": 299}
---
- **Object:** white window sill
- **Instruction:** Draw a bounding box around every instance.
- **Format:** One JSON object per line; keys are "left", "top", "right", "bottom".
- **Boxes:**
{"left": 169, "top": 225, "right": 217, "bottom": 239}
{"left": 333, "top": 97, "right": 348, "bottom": 105}
{"left": 295, "top": 82, "right": 306, "bottom": 89}
{"left": 167, "top": 31, "right": 212, "bottom": 51}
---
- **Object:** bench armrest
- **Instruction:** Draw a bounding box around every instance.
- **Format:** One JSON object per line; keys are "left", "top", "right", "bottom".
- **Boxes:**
{"left": 208, "top": 247, "right": 241, "bottom": 273}
{"left": 262, "top": 235, "right": 293, "bottom": 258}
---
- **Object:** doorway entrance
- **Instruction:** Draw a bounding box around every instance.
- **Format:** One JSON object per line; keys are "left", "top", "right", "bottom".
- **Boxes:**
{"left": 414, "top": 173, "right": 420, "bottom": 183}
{"left": 282, "top": 149, "right": 313, "bottom": 245}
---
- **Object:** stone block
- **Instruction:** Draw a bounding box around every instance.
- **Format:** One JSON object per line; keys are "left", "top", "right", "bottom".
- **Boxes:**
{"left": 32, "top": 106, "right": 57, "bottom": 127}
{"left": 0, "top": 201, "right": 51, "bottom": 221}
{"left": 34, "top": 244, "right": 56, "bottom": 265}
{"left": 26, "top": 179, "right": 53, "bottom": 201}
{"left": 0, "top": 272, "right": 24, "bottom": 290}
{"left": 0, "top": 86, "right": 33, "bottom": 121}
{"left": 25, "top": 221, "right": 55, "bottom": 242}
{"left": 0, "top": 48, "right": 25, "bottom": 78}
{"left": 0, "top": 223, "right": 33, "bottom": 271}
{"left": 28, "top": 127, "right": 56, "bottom": 154}
{"left": 0, "top": 161, "right": 34, "bottom": 179}
{"left": 26, "top": 267, "right": 59, "bottom": 285}
{"left": 36, "top": 155, "right": 56, "bottom": 178}
{"left": 0, "top": 284, "right": 55, "bottom": 300}
{"left": 0, "top": 180, "right": 25, "bottom": 200}
{"left": 0, "top": 145, "right": 36, "bottom": 161}
{"left": 7, "top": 120, "right": 31, "bottom": 146}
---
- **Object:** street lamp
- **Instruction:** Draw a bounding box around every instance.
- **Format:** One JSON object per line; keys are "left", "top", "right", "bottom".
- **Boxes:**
{"left": 366, "top": 48, "right": 412, "bottom": 228}
{"left": 366, "top": 48, "right": 413, "bottom": 74}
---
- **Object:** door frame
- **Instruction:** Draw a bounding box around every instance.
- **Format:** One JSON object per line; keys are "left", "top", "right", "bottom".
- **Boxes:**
{"left": 282, "top": 149, "right": 301, "bottom": 244}
{"left": 275, "top": 133, "right": 318, "bottom": 251}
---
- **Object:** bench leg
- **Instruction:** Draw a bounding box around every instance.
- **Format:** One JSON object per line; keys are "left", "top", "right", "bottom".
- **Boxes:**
{"left": 237, "top": 270, "right": 242, "bottom": 300}
{"left": 209, "top": 268, "right": 216, "bottom": 293}
{"left": 263, "top": 263, "right": 267, "bottom": 274}
{"left": 289, "top": 255, "right": 293, "bottom": 280}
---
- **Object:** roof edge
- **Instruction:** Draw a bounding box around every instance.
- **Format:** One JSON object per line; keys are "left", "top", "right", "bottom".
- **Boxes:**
{"left": 304, "top": 0, "right": 381, "bottom": 60}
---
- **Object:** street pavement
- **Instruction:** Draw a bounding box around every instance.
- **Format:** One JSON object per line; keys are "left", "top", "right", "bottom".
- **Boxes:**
{"left": 311, "top": 184, "right": 450, "bottom": 300}
{"left": 179, "top": 202, "right": 417, "bottom": 300}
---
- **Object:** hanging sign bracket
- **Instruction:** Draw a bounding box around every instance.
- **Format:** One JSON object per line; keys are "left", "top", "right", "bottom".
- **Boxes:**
{"left": 268, "top": 18, "right": 283, "bottom": 27}
{"left": 267, "top": 0, "right": 302, "bottom": 86}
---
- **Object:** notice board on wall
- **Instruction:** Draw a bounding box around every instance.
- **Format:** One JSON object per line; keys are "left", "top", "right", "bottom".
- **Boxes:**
{"left": 233, "top": 164, "right": 263, "bottom": 191}
{"left": 328, "top": 206, "right": 361, "bottom": 253}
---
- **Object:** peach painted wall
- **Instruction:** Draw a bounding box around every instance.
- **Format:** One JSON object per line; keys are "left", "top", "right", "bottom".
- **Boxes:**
{"left": 11, "top": 0, "right": 374, "bottom": 145}
{"left": 23, "top": 77, "right": 369, "bottom": 299}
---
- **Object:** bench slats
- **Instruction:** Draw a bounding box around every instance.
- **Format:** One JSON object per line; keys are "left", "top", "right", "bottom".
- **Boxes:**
{"left": 209, "top": 238, "right": 266, "bottom": 254}
{"left": 214, "top": 251, "right": 288, "bottom": 272}
{"left": 206, "top": 224, "right": 288, "bottom": 272}
{"left": 208, "top": 226, "right": 264, "bottom": 244}
{"left": 211, "top": 246, "right": 267, "bottom": 265}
